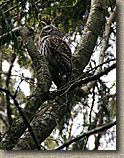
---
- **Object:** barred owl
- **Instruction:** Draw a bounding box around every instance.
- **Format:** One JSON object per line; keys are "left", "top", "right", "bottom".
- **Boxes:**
{"left": 39, "top": 24, "right": 72, "bottom": 88}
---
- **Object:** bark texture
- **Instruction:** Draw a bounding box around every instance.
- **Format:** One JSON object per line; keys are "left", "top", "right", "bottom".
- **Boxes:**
{"left": 0, "top": 0, "right": 107, "bottom": 150}
{"left": 72, "top": 0, "right": 106, "bottom": 77}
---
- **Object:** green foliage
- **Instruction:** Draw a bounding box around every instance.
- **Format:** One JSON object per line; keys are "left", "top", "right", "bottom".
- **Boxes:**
{"left": 44, "top": 136, "right": 59, "bottom": 150}
{"left": 68, "top": 19, "right": 72, "bottom": 26}
{"left": 58, "top": 23, "right": 62, "bottom": 29}
{"left": 29, "top": 60, "right": 32, "bottom": 66}
{"left": 20, "top": 60, "right": 23, "bottom": 68}
{"left": 72, "top": 0, "right": 78, "bottom": 7}
{"left": 69, "top": 27, "right": 73, "bottom": 34}
{"left": 0, "top": 0, "right": 116, "bottom": 150}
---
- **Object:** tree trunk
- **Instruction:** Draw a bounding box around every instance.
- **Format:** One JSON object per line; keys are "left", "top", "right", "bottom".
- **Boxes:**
{"left": 0, "top": 0, "right": 107, "bottom": 150}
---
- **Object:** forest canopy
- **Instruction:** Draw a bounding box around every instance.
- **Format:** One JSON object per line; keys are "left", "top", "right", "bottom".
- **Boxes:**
{"left": 0, "top": 0, "right": 116, "bottom": 150}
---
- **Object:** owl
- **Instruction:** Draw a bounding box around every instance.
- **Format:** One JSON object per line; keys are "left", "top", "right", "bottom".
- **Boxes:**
{"left": 39, "top": 24, "right": 72, "bottom": 88}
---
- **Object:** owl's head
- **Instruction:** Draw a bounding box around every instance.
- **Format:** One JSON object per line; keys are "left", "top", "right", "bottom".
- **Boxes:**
{"left": 40, "top": 24, "right": 62, "bottom": 38}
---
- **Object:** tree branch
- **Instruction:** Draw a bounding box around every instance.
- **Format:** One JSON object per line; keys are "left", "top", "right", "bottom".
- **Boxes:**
{"left": 55, "top": 121, "right": 116, "bottom": 150}
{"left": 0, "top": 0, "right": 26, "bottom": 15}
{"left": 97, "top": 6, "right": 116, "bottom": 73}
{"left": 0, "top": 26, "right": 21, "bottom": 46}
{"left": 12, "top": 63, "right": 115, "bottom": 150}
{"left": 6, "top": 54, "right": 16, "bottom": 127}
{"left": 0, "top": 0, "right": 11, "bottom": 9}
{"left": 72, "top": 0, "right": 106, "bottom": 76}
{"left": 52, "top": 63, "right": 116, "bottom": 98}
{"left": 0, "top": 88, "right": 41, "bottom": 150}
{"left": 83, "top": 6, "right": 116, "bottom": 92}
{"left": 0, "top": 0, "right": 109, "bottom": 150}
{"left": 0, "top": 26, "right": 52, "bottom": 150}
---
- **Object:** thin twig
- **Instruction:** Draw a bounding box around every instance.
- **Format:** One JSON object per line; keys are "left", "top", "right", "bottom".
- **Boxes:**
{"left": 55, "top": 121, "right": 116, "bottom": 150}
{"left": 0, "top": 0, "right": 26, "bottom": 16}
{"left": 0, "top": 0, "right": 11, "bottom": 8}
{"left": 14, "top": 79, "right": 24, "bottom": 97}
{"left": 6, "top": 54, "right": 16, "bottom": 127}
{"left": 14, "top": 77, "right": 35, "bottom": 97}
{"left": 0, "top": 88, "right": 41, "bottom": 150}
{"left": 83, "top": 83, "right": 96, "bottom": 150}
{"left": 56, "top": 58, "right": 116, "bottom": 92}
{"left": 51, "top": 62, "right": 116, "bottom": 102}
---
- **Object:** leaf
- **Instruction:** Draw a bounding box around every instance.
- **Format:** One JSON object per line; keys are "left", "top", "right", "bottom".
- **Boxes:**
{"left": 112, "top": 82, "right": 115, "bottom": 86}
{"left": 99, "top": 37, "right": 102, "bottom": 41}
{"left": 58, "top": 23, "right": 62, "bottom": 29}
{"left": 69, "top": 19, "right": 72, "bottom": 25}
{"left": 65, "top": 33, "right": 68, "bottom": 38}
{"left": 105, "top": 21, "right": 112, "bottom": 26}
{"left": 29, "top": 60, "right": 32, "bottom": 66}
{"left": 69, "top": 27, "right": 73, "bottom": 34}
{"left": 20, "top": 60, "right": 23, "bottom": 67}
{"left": 73, "top": 0, "right": 78, "bottom": 7}
{"left": 51, "top": 10, "right": 53, "bottom": 15}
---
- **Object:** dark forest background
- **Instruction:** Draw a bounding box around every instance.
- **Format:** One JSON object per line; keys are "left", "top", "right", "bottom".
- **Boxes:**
{"left": 0, "top": 0, "right": 116, "bottom": 150}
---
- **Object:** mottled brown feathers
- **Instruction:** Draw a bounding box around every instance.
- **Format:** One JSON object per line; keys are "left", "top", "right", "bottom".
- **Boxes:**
{"left": 39, "top": 24, "right": 72, "bottom": 87}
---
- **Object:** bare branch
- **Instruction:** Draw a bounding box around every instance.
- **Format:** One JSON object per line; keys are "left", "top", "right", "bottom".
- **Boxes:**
{"left": 0, "top": 0, "right": 113, "bottom": 150}
{"left": 0, "top": 26, "right": 52, "bottom": 150}
{"left": 72, "top": 0, "right": 106, "bottom": 76}
{"left": 83, "top": 6, "right": 116, "bottom": 92}
{"left": 0, "top": 0, "right": 26, "bottom": 15}
{"left": 12, "top": 63, "right": 116, "bottom": 150}
{"left": 52, "top": 62, "right": 116, "bottom": 98}
{"left": 0, "top": 0, "right": 11, "bottom": 9}
{"left": 6, "top": 54, "right": 16, "bottom": 127}
{"left": 0, "top": 88, "right": 41, "bottom": 150}
{"left": 0, "top": 26, "right": 21, "bottom": 46}
{"left": 55, "top": 121, "right": 116, "bottom": 150}
{"left": 97, "top": 6, "right": 116, "bottom": 72}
